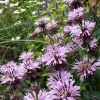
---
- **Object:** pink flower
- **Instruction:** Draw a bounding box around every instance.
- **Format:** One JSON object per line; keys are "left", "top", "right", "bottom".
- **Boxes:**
{"left": 53, "top": 33, "right": 65, "bottom": 40}
{"left": 24, "top": 90, "right": 49, "bottom": 100}
{"left": 19, "top": 52, "right": 34, "bottom": 61}
{"left": 89, "top": 38, "right": 97, "bottom": 49}
{"left": 34, "top": 27, "right": 43, "bottom": 33}
{"left": 34, "top": 17, "right": 50, "bottom": 28}
{"left": 0, "top": 61, "right": 24, "bottom": 84}
{"left": 19, "top": 59, "right": 39, "bottom": 80}
{"left": 52, "top": 33, "right": 65, "bottom": 45}
{"left": 67, "top": 20, "right": 95, "bottom": 38}
{"left": 82, "top": 20, "right": 95, "bottom": 32}
{"left": 20, "top": 60, "right": 39, "bottom": 71}
{"left": 72, "top": 37, "right": 83, "bottom": 46}
{"left": 70, "top": 25, "right": 82, "bottom": 37}
{"left": 46, "top": 20, "right": 59, "bottom": 32}
{"left": 66, "top": 41, "right": 77, "bottom": 53}
{"left": 42, "top": 43, "right": 67, "bottom": 66}
{"left": 64, "top": 25, "right": 71, "bottom": 34}
{"left": 49, "top": 80, "right": 80, "bottom": 100}
{"left": 64, "top": 0, "right": 75, "bottom": 5}
{"left": 73, "top": 57, "right": 100, "bottom": 80}
{"left": 68, "top": 7, "right": 85, "bottom": 21}
{"left": 47, "top": 71, "right": 73, "bottom": 89}
{"left": 47, "top": 71, "right": 80, "bottom": 100}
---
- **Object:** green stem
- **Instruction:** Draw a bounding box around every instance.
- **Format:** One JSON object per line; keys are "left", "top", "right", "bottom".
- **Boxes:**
{"left": 0, "top": 40, "right": 49, "bottom": 45}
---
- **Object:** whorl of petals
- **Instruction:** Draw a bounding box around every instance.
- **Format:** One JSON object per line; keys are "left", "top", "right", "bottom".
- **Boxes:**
{"left": 24, "top": 90, "right": 49, "bottom": 100}
{"left": 19, "top": 52, "right": 34, "bottom": 61}
{"left": 73, "top": 57, "right": 100, "bottom": 80}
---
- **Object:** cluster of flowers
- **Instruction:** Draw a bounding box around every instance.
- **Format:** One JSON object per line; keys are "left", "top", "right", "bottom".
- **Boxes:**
{"left": 24, "top": 71, "right": 80, "bottom": 100}
{"left": 0, "top": 52, "right": 39, "bottom": 89}
{"left": 0, "top": 0, "right": 100, "bottom": 99}
{"left": 30, "top": 17, "right": 60, "bottom": 37}
{"left": 64, "top": 0, "right": 100, "bottom": 80}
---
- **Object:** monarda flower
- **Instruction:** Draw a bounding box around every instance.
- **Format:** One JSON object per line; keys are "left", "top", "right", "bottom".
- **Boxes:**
{"left": 52, "top": 33, "right": 65, "bottom": 44}
{"left": 19, "top": 61, "right": 39, "bottom": 80}
{"left": 66, "top": 41, "right": 78, "bottom": 53}
{"left": 82, "top": 20, "right": 95, "bottom": 32}
{"left": 67, "top": 20, "right": 95, "bottom": 38}
{"left": 47, "top": 71, "right": 80, "bottom": 100}
{"left": 47, "top": 71, "right": 73, "bottom": 89}
{"left": 24, "top": 89, "right": 49, "bottom": 100}
{"left": 19, "top": 52, "right": 34, "bottom": 61}
{"left": 46, "top": 20, "right": 60, "bottom": 33}
{"left": 70, "top": 25, "right": 82, "bottom": 37}
{"left": 42, "top": 43, "right": 67, "bottom": 69}
{"left": 89, "top": 38, "right": 97, "bottom": 50}
{"left": 73, "top": 57, "right": 100, "bottom": 80}
{"left": 0, "top": 61, "right": 24, "bottom": 89}
{"left": 64, "top": 0, "right": 75, "bottom": 5}
{"left": 19, "top": 52, "right": 39, "bottom": 80}
{"left": 34, "top": 17, "right": 50, "bottom": 29}
{"left": 65, "top": 0, "right": 82, "bottom": 9}
{"left": 67, "top": 7, "right": 85, "bottom": 24}
{"left": 80, "top": 20, "right": 95, "bottom": 38}
{"left": 64, "top": 25, "right": 71, "bottom": 35}
{"left": 19, "top": 60, "right": 39, "bottom": 71}
{"left": 30, "top": 27, "right": 43, "bottom": 38}
{"left": 85, "top": 38, "right": 98, "bottom": 56}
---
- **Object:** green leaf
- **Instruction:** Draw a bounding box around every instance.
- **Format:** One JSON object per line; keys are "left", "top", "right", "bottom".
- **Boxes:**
{"left": 80, "top": 86, "right": 86, "bottom": 91}
{"left": 90, "top": 91, "right": 100, "bottom": 99}
{"left": 69, "top": 69, "right": 75, "bottom": 74}
{"left": 94, "top": 69, "right": 100, "bottom": 78}
{"left": 82, "top": 91, "right": 90, "bottom": 100}
{"left": 6, "top": 86, "right": 10, "bottom": 92}
{"left": 42, "top": 73, "right": 50, "bottom": 77}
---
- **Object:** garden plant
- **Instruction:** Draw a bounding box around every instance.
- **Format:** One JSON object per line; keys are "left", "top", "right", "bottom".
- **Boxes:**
{"left": 0, "top": 0, "right": 100, "bottom": 100}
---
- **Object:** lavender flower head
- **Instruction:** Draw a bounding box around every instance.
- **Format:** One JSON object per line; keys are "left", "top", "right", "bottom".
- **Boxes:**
{"left": 30, "top": 27, "right": 43, "bottom": 38}
{"left": 89, "top": 38, "right": 97, "bottom": 49}
{"left": 42, "top": 43, "right": 67, "bottom": 67}
{"left": 52, "top": 33, "right": 65, "bottom": 42}
{"left": 46, "top": 20, "right": 60, "bottom": 33}
{"left": 67, "top": 20, "right": 95, "bottom": 38}
{"left": 82, "top": 20, "right": 95, "bottom": 32}
{"left": 0, "top": 61, "right": 24, "bottom": 84}
{"left": 64, "top": 25, "right": 71, "bottom": 34}
{"left": 24, "top": 89, "right": 49, "bottom": 100}
{"left": 25, "top": 24, "right": 30, "bottom": 29}
{"left": 73, "top": 57, "right": 100, "bottom": 81}
{"left": 81, "top": 20, "right": 95, "bottom": 37}
{"left": 19, "top": 52, "right": 34, "bottom": 61}
{"left": 47, "top": 71, "right": 80, "bottom": 100}
{"left": 34, "top": 17, "right": 50, "bottom": 28}
{"left": 44, "top": 0, "right": 48, "bottom": 10}
{"left": 70, "top": 25, "right": 82, "bottom": 37}
{"left": 64, "top": 0, "right": 82, "bottom": 10}
{"left": 19, "top": 52, "right": 39, "bottom": 80}
{"left": 67, "top": 7, "right": 85, "bottom": 24}
{"left": 64, "top": 0, "right": 75, "bottom": 5}
{"left": 47, "top": 71, "right": 73, "bottom": 88}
